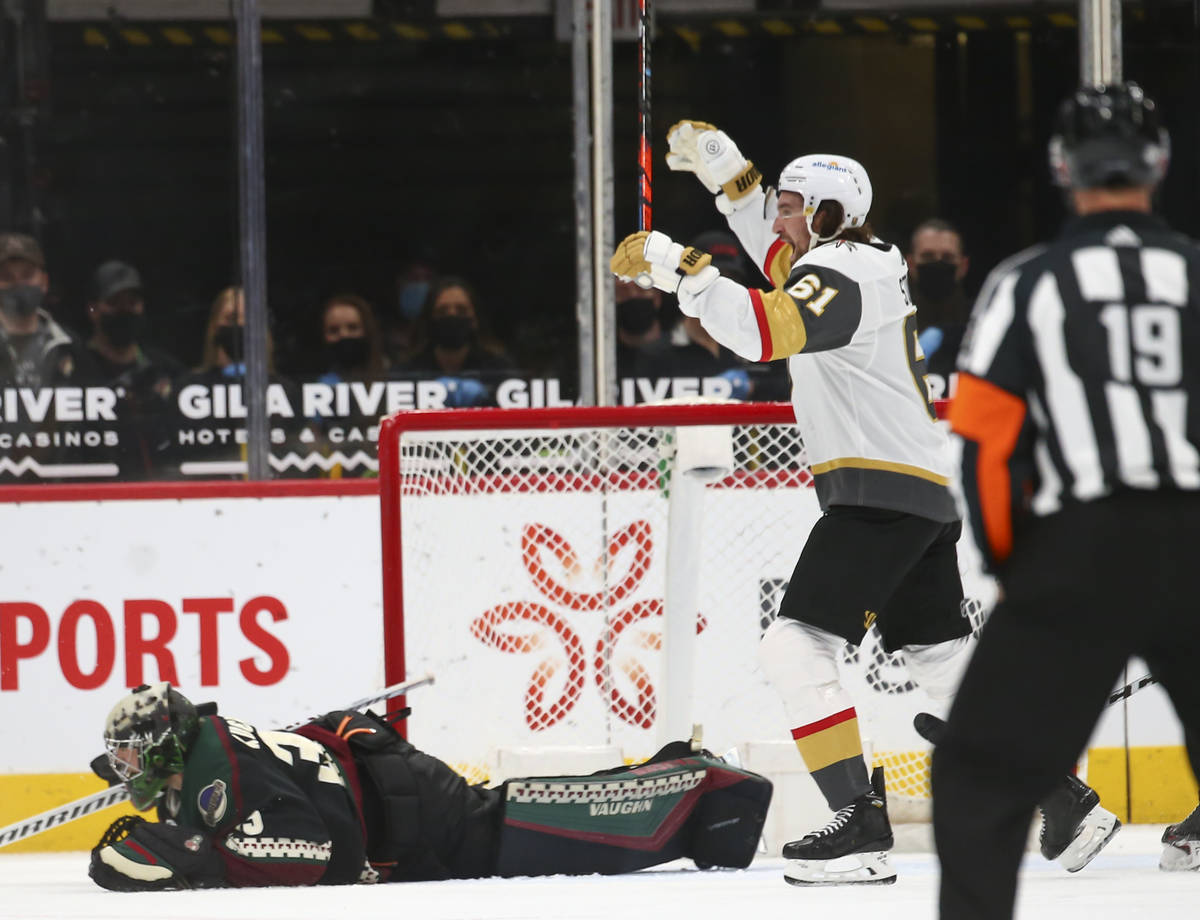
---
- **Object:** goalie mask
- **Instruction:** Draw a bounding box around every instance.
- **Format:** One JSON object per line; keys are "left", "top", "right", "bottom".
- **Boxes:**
{"left": 777, "top": 155, "right": 873, "bottom": 245}
{"left": 1048, "top": 83, "right": 1169, "bottom": 190}
{"left": 103, "top": 682, "right": 200, "bottom": 811}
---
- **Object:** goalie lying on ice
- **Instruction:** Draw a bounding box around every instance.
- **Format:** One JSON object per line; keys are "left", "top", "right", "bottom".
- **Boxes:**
{"left": 90, "top": 682, "right": 772, "bottom": 890}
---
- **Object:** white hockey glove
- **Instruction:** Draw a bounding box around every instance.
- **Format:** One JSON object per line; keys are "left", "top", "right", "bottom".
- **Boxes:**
{"left": 665, "top": 120, "right": 763, "bottom": 214}
{"left": 610, "top": 230, "right": 721, "bottom": 298}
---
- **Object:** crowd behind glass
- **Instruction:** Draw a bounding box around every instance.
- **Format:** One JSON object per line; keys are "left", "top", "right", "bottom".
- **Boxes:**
{"left": 0, "top": 228, "right": 812, "bottom": 483}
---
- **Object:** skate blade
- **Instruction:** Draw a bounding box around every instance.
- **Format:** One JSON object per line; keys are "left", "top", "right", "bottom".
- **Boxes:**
{"left": 1160, "top": 840, "right": 1200, "bottom": 872}
{"left": 1060, "top": 806, "right": 1121, "bottom": 873}
{"left": 783, "top": 852, "right": 897, "bottom": 887}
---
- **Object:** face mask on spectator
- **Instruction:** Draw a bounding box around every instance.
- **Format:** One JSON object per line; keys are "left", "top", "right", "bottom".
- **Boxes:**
{"left": 325, "top": 336, "right": 369, "bottom": 370}
{"left": 431, "top": 315, "right": 474, "bottom": 350}
{"left": 0, "top": 284, "right": 44, "bottom": 320}
{"left": 100, "top": 311, "right": 143, "bottom": 348}
{"left": 398, "top": 282, "right": 430, "bottom": 321}
{"left": 913, "top": 261, "right": 959, "bottom": 302}
{"left": 617, "top": 297, "right": 657, "bottom": 335}
{"left": 214, "top": 324, "right": 243, "bottom": 360}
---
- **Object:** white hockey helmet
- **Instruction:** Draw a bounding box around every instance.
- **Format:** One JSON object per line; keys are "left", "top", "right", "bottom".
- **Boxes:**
{"left": 777, "top": 155, "right": 873, "bottom": 242}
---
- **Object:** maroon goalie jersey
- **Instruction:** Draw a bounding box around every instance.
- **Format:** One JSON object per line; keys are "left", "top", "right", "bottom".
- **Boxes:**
{"left": 162, "top": 715, "right": 370, "bottom": 886}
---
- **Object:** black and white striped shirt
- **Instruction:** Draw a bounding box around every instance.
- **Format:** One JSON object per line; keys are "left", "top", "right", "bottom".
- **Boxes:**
{"left": 949, "top": 210, "right": 1200, "bottom": 568}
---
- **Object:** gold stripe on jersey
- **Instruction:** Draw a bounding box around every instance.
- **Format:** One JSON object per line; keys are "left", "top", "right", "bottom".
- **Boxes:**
{"left": 810, "top": 456, "right": 951, "bottom": 486}
{"left": 758, "top": 289, "right": 808, "bottom": 360}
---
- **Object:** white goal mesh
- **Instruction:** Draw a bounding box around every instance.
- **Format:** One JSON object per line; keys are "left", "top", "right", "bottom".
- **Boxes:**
{"left": 379, "top": 402, "right": 995, "bottom": 817}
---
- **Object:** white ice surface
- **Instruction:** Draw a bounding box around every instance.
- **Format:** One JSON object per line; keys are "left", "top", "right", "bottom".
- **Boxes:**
{"left": 0, "top": 825, "right": 1192, "bottom": 920}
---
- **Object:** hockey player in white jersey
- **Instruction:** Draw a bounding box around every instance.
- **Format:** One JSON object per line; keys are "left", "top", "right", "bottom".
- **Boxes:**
{"left": 610, "top": 120, "right": 1117, "bottom": 885}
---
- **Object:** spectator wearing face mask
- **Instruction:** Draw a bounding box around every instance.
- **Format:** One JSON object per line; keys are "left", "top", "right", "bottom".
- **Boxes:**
{"left": 78, "top": 260, "right": 183, "bottom": 396}
{"left": 166, "top": 287, "right": 311, "bottom": 480}
{"left": 615, "top": 278, "right": 674, "bottom": 383}
{"left": 317, "top": 293, "right": 387, "bottom": 383}
{"left": 196, "top": 286, "right": 274, "bottom": 377}
{"left": 74, "top": 260, "right": 184, "bottom": 479}
{"left": 394, "top": 276, "right": 519, "bottom": 407}
{"left": 906, "top": 218, "right": 971, "bottom": 388}
{"left": 300, "top": 293, "right": 389, "bottom": 477}
{"left": 0, "top": 232, "right": 79, "bottom": 388}
{"left": 385, "top": 259, "right": 436, "bottom": 365}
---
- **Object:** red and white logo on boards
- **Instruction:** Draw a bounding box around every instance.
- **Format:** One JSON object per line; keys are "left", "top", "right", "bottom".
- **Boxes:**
{"left": 470, "top": 520, "right": 705, "bottom": 731}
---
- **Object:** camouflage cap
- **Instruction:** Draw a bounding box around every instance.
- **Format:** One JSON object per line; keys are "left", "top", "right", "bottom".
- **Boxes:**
{"left": 0, "top": 233, "right": 45, "bottom": 269}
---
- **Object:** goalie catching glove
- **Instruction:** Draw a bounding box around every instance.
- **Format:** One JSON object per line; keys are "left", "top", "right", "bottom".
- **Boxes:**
{"left": 611, "top": 230, "right": 721, "bottom": 299}
{"left": 665, "top": 120, "right": 762, "bottom": 214}
{"left": 90, "top": 814, "right": 225, "bottom": 892}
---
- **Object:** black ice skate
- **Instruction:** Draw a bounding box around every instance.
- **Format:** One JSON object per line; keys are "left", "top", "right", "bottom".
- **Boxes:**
{"left": 1039, "top": 773, "right": 1121, "bottom": 872}
{"left": 782, "top": 766, "right": 896, "bottom": 886}
{"left": 1160, "top": 802, "right": 1200, "bottom": 872}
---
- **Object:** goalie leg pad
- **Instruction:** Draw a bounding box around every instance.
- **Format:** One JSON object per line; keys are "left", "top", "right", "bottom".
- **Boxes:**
{"left": 496, "top": 753, "right": 771, "bottom": 876}
{"left": 686, "top": 763, "right": 773, "bottom": 870}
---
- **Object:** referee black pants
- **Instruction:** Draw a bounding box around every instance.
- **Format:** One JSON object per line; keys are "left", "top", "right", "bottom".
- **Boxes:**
{"left": 932, "top": 490, "right": 1200, "bottom": 920}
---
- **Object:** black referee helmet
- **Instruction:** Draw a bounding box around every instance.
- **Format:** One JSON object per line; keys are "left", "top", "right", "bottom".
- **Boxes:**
{"left": 1048, "top": 83, "right": 1170, "bottom": 190}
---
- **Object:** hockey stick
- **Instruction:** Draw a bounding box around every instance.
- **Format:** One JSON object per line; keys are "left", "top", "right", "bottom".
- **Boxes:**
{"left": 914, "top": 672, "right": 1160, "bottom": 746}
{"left": 279, "top": 671, "right": 434, "bottom": 731}
{"left": 0, "top": 672, "right": 435, "bottom": 849}
{"left": 1106, "top": 673, "right": 1157, "bottom": 705}
{"left": 636, "top": 0, "right": 652, "bottom": 231}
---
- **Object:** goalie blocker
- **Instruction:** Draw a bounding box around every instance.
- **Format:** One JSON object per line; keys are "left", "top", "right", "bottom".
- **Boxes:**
{"left": 90, "top": 684, "right": 770, "bottom": 891}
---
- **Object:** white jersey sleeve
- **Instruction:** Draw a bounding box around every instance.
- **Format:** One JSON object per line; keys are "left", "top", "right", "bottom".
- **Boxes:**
{"left": 680, "top": 234, "right": 958, "bottom": 523}
{"left": 725, "top": 187, "right": 795, "bottom": 288}
{"left": 679, "top": 228, "right": 884, "bottom": 364}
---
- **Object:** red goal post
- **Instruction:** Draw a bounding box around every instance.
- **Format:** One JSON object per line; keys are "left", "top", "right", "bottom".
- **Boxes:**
{"left": 377, "top": 400, "right": 988, "bottom": 817}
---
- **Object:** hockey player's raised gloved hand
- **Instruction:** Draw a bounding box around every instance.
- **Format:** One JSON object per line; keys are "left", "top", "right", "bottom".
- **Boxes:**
{"left": 611, "top": 230, "right": 721, "bottom": 298}
{"left": 665, "top": 120, "right": 762, "bottom": 214}
{"left": 90, "top": 814, "right": 226, "bottom": 891}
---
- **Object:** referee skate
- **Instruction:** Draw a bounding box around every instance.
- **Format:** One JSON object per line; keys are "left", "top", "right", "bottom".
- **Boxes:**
{"left": 1039, "top": 775, "right": 1122, "bottom": 872}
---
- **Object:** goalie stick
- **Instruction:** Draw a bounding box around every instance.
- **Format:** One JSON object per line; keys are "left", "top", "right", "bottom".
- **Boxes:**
{"left": 0, "top": 672, "right": 435, "bottom": 850}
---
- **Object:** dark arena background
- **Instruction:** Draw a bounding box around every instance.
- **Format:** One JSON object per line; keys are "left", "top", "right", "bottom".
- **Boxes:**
{"left": 3, "top": 1, "right": 1196, "bottom": 384}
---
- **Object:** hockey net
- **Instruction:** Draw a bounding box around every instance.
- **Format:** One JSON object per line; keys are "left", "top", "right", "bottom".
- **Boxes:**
{"left": 379, "top": 401, "right": 994, "bottom": 819}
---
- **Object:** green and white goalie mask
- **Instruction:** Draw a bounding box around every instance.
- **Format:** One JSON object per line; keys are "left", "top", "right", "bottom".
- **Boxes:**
{"left": 103, "top": 682, "right": 199, "bottom": 811}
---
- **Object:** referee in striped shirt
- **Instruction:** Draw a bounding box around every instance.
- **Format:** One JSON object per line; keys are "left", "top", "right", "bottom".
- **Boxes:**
{"left": 933, "top": 83, "right": 1200, "bottom": 919}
